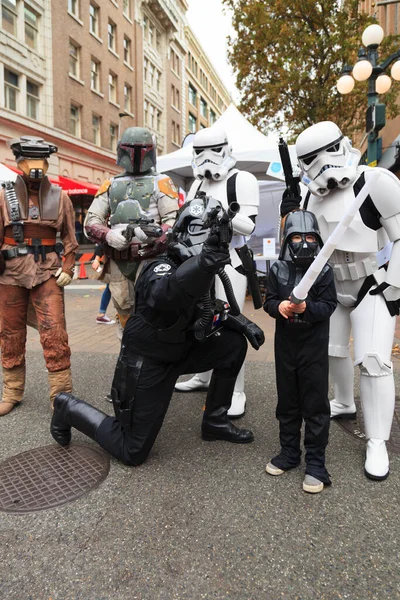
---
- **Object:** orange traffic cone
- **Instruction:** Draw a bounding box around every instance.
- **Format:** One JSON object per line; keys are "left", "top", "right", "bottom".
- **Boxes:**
{"left": 78, "top": 261, "right": 87, "bottom": 279}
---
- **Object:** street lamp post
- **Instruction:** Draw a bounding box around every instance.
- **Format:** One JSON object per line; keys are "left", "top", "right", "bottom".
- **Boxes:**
{"left": 337, "top": 24, "right": 400, "bottom": 166}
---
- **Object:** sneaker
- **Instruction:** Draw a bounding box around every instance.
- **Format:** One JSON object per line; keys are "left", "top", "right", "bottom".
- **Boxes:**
{"left": 303, "top": 475, "right": 324, "bottom": 494}
{"left": 265, "top": 462, "right": 286, "bottom": 476}
{"left": 96, "top": 315, "right": 116, "bottom": 325}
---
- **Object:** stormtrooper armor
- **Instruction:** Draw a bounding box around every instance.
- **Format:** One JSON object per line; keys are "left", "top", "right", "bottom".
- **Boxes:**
{"left": 294, "top": 121, "right": 400, "bottom": 481}
{"left": 175, "top": 127, "right": 259, "bottom": 418}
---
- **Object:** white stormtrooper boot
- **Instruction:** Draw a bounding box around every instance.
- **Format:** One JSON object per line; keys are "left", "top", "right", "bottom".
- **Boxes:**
{"left": 175, "top": 371, "right": 211, "bottom": 393}
{"left": 361, "top": 371, "right": 394, "bottom": 481}
{"left": 227, "top": 366, "right": 246, "bottom": 419}
{"left": 329, "top": 356, "right": 357, "bottom": 419}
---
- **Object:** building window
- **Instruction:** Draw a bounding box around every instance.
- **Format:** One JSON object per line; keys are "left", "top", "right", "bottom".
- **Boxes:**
{"left": 188, "top": 84, "right": 197, "bottom": 107}
{"left": 210, "top": 85, "right": 217, "bottom": 102}
{"left": 144, "top": 100, "right": 148, "bottom": 126}
{"left": 24, "top": 6, "right": 39, "bottom": 50}
{"left": 149, "top": 104, "right": 154, "bottom": 128}
{"left": 110, "top": 123, "right": 117, "bottom": 151}
{"left": 156, "top": 30, "right": 161, "bottom": 53}
{"left": 68, "top": 0, "right": 79, "bottom": 17}
{"left": 2, "top": 0, "right": 17, "bottom": 36}
{"left": 26, "top": 80, "right": 39, "bottom": 120}
{"left": 91, "top": 59, "right": 100, "bottom": 91}
{"left": 200, "top": 98, "right": 207, "bottom": 119}
{"left": 155, "top": 69, "right": 161, "bottom": 93}
{"left": 171, "top": 85, "right": 180, "bottom": 110}
{"left": 92, "top": 114, "right": 101, "bottom": 145}
{"left": 148, "top": 21, "right": 154, "bottom": 45}
{"left": 188, "top": 113, "right": 197, "bottom": 133}
{"left": 89, "top": 3, "right": 99, "bottom": 36}
{"left": 171, "top": 49, "right": 180, "bottom": 75}
{"left": 124, "top": 84, "right": 132, "bottom": 112}
{"left": 157, "top": 110, "right": 161, "bottom": 132}
{"left": 70, "top": 104, "right": 81, "bottom": 137}
{"left": 172, "top": 121, "right": 181, "bottom": 145}
{"left": 69, "top": 40, "right": 80, "bottom": 78}
{"left": 210, "top": 109, "right": 216, "bottom": 125}
{"left": 108, "top": 20, "right": 116, "bottom": 51}
{"left": 123, "top": 0, "right": 131, "bottom": 19}
{"left": 123, "top": 36, "right": 131, "bottom": 64}
{"left": 4, "top": 69, "right": 19, "bottom": 111}
{"left": 143, "top": 57, "right": 148, "bottom": 81}
{"left": 149, "top": 63, "right": 154, "bottom": 87}
{"left": 109, "top": 72, "right": 117, "bottom": 103}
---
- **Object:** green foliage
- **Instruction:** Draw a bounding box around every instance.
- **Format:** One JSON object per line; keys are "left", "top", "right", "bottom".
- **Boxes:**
{"left": 222, "top": 0, "right": 400, "bottom": 140}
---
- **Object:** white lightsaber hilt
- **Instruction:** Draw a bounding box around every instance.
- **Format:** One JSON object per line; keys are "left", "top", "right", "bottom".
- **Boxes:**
{"left": 291, "top": 171, "right": 380, "bottom": 304}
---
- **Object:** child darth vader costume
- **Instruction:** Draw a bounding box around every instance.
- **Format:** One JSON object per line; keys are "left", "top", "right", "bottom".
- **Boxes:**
{"left": 51, "top": 196, "right": 265, "bottom": 466}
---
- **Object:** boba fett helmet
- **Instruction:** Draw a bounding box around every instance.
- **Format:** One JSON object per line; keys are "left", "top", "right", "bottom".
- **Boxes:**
{"left": 116, "top": 127, "right": 156, "bottom": 174}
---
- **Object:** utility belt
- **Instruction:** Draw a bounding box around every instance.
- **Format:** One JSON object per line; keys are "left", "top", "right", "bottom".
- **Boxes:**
{"left": 104, "top": 244, "right": 141, "bottom": 261}
{"left": 2, "top": 241, "right": 63, "bottom": 261}
{"left": 332, "top": 255, "right": 377, "bottom": 282}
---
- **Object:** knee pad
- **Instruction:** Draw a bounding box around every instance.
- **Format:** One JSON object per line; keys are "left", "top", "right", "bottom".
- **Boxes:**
{"left": 358, "top": 352, "right": 393, "bottom": 377}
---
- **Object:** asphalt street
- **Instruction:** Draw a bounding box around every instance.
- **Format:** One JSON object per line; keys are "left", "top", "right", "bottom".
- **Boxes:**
{"left": 0, "top": 282, "right": 399, "bottom": 600}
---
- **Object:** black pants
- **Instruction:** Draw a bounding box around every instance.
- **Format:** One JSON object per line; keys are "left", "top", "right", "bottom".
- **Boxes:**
{"left": 96, "top": 329, "right": 247, "bottom": 466}
{"left": 271, "top": 334, "right": 331, "bottom": 483}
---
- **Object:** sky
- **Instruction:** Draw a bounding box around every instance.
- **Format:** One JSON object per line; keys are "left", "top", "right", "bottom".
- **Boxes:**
{"left": 186, "top": 0, "right": 239, "bottom": 102}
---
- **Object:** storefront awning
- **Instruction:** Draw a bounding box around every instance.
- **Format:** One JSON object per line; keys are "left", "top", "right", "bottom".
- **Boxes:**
{"left": 55, "top": 176, "right": 99, "bottom": 196}
{"left": 2, "top": 167, "right": 99, "bottom": 196}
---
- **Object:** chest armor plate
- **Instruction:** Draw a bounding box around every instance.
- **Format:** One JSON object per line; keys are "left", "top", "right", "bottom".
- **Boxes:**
{"left": 190, "top": 179, "right": 229, "bottom": 209}
{"left": 109, "top": 175, "right": 155, "bottom": 225}
{"left": 307, "top": 187, "right": 378, "bottom": 254}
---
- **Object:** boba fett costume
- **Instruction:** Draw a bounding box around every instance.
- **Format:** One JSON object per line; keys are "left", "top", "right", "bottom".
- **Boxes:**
{"left": 84, "top": 127, "right": 178, "bottom": 331}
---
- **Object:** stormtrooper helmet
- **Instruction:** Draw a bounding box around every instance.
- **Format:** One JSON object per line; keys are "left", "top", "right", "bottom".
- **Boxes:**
{"left": 191, "top": 127, "right": 236, "bottom": 181}
{"left": 280, "top": 210, "right": 323, "bottom": 268}
{"left": 296, "top": 121, "right": 360, "bottom": 197}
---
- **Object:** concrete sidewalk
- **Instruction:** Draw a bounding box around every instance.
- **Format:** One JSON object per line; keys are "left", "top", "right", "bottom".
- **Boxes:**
{"left": 0, "top": 281, "right": 399, "bottom": 600}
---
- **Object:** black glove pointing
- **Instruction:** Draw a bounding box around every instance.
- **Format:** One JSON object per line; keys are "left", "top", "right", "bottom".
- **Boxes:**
{"left": 199, "top": 234, "right": 231, "bottom": 274}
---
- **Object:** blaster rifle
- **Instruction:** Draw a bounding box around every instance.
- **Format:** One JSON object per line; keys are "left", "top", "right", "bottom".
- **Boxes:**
{"left": 201, "top": 196, "right": 240, "bottom": 248}
{"left": 278, "top": 137, "right": 301, "bottom": 199}
{"left": 123, "top": 217, "right": 163, "bottom": 243}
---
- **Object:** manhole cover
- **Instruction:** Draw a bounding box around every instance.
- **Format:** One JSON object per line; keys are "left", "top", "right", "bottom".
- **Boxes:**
{"left": 0, "top": 444, "right": 110, "bottom": 513}
{"left": 335, "top": 396, "right": 400, "bottom": 455}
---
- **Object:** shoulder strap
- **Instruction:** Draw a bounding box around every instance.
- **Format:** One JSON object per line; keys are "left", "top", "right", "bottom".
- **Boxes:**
{"left": 3, "top": 182, "right": 21, "bottom": 222}
{"left": 303, "top": 190, "right": 311, "bottom": 211}
{"left": 226, "top": 172, "right": 238, "bottom": 206}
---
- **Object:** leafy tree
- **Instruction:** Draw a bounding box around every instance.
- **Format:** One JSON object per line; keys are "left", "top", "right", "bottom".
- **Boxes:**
{"left": 222, "top": 0, "right": 400, "bottom": 140}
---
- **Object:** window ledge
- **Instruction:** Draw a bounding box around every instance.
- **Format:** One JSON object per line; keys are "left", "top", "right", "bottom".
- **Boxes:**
{"left": 91, "top": 88, "right": 104, "bottom": 98}
{"left": 123, "top": 14, "right": 133, "bottom": 25}
{"left": 68, "top": 11, "right": 83, "bottom": 26}
{"left": 108, "top": 48, "right": 119, "bottom": 59}
{"left": 171, "top": 105, "right": 181, "bottom": 114}
{"left": 124, "top": 61, "right": 134, "bottom": 72}
{"left": 109, "top": 100, "right": 120, "bottom": 109}
{"left": 110, "top": 0, "right": 118, "bottom": 6}
{"left": 69, "top": 73, "right": 85, "bottom": 86}
{"left": 90, "top": 31, "right": 103, "bottom": 44}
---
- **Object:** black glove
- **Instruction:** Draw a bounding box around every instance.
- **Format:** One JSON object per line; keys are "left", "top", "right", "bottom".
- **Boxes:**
{"left": 280, "top": 189, "right": 302, "bottom": 217}
{"left": 199, "top": 234, "right": 231, "bottom": 274}
{"left": 369, "top": 282, "right": 400, "bottom": 316}
{"left": 243, "top": 320, "right": 265, "bottom": 350}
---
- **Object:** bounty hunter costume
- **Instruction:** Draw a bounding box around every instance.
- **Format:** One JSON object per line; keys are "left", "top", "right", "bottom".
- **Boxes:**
{"left": 281, "top": 121, "right": 400, "bottom": 481}
{"left": 0, "top": 136, "right": 78, "bottom": 416}
{"left": 84, "top": 127, "right": 178, "bottom": 334}
{"left": 175, "top": 127, "right": 260, "bottom": 418}
{"left": 50, "top": 196, "right": 265, "bottom": 466}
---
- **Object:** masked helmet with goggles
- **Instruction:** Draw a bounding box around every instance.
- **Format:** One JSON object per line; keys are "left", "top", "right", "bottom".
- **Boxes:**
{"left": 168, "top": 195, "right": 229, "bottom": 262}
{"left": 296, "top": 121, "right": 360, "bottom": 197}
{"left": 117, "top": 127, "right": 156, "bottom": 175}
{"left": 280, "top": 210, "right": 323, "bottom": 268}
{"left": 7, "top": 136, "right": 58, "bottom": 181}
{"left": 192, "top": 127, "right": 236, "bottom": 181}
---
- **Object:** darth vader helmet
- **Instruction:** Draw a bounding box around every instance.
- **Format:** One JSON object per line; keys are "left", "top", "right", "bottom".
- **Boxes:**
{"left": 280, "top": 210, "right": 323, "bottom": 268}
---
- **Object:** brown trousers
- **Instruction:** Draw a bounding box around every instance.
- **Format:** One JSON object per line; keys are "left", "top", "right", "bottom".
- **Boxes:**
{"left": 0, "top": 277, "right": 71, "bottom": 372}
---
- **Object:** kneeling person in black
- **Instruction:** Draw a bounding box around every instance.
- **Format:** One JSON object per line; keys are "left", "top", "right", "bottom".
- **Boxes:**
{"left": 51, "top": 196, "right": 265, "bottom": 466}
{"left": 264, "top": 211, "right": 337, "bottom": 493}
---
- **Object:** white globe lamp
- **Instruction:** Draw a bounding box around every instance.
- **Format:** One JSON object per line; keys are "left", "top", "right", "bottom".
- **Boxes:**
{"left": 337, "top": 74, "right": 355, "bottom": 94}
{"left": 362, "top": 24, "right": 384, "bottom": 47}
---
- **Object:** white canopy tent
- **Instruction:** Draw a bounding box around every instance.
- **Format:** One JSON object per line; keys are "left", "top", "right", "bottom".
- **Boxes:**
{"left": 0, "top": 163, "right": 17, "bottom": 183}
{"left": 157, "top": 104, "right": 297, "bottom": 255}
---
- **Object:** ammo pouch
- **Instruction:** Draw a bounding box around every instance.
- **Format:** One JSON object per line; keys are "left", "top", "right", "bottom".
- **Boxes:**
{"left": 110, "top": 346, "right": 143, "bottom": 428}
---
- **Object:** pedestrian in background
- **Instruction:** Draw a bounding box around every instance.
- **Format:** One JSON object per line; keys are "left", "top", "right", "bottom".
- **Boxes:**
{"left": 91, "top": 244, "right": 115, "bottom": 325}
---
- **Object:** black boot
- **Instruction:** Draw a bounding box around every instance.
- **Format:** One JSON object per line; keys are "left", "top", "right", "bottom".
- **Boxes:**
{"left": 51, "top": 392, "right": 108, "bottom": 447}
{"left": 202, "top": 376, "right": 254, "bottom": 443}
